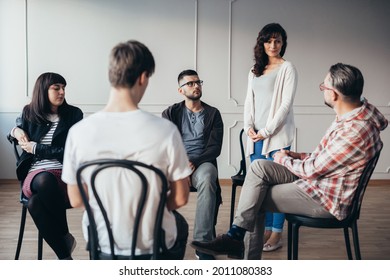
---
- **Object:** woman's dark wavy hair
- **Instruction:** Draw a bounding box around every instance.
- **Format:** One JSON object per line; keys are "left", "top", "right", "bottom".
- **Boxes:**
{"left": 23, "top": 72, "right": 68, "bottom": 124}
{"left": 252, "top": 23, "right": 287, "bottom": 77}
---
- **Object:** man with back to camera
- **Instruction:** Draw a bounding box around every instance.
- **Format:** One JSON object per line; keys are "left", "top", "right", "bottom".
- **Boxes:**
{"left": 162, "top": 69, "right": 224, "bottom": 260}
{"left": 191, "top": 63, "right": 388, "bottom": 259}
{"left": 62, "top": 40, "right": 192, "bottom": 259}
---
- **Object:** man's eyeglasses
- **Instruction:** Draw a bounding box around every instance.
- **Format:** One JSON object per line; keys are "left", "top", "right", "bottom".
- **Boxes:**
{"left": 319, "top": 82, "right": 335, "bottom": 92}
{"left": 179, "top": 80, "right": 203, "bottom": 88}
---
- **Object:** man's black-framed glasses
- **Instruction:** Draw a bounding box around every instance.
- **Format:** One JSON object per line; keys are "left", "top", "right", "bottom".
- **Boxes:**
{"left": 180, "top": 80, "right": 203, "bottom": 88}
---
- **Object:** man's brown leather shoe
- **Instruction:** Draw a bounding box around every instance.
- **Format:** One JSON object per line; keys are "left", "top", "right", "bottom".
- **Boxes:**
{"left": 190, "top": 234, "right": 244, "bottom": 259}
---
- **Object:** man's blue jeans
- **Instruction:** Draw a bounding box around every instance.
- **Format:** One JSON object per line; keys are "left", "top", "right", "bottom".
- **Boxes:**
{"left": 191, "top": 162, "right": 218, "bottom": 242}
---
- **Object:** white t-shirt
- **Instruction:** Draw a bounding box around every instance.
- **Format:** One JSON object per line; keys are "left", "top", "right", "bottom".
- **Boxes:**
{"left": 62, "top": 109, "right": 192, "bottom": 256}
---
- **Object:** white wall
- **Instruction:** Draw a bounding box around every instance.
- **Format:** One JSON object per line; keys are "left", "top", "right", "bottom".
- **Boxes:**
{"left": 1, "top": 0, "right": 389, "bottom": 179}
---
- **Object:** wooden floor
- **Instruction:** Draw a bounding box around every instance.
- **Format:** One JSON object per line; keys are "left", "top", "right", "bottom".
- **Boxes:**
{"left": 0, "top": 179, "right": 389, "bottom": 260}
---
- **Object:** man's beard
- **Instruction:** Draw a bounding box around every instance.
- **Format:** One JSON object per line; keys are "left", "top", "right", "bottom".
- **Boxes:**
{"left": 185, "top": 91, "right": 202, "bottom": 101}
{"left": 324, "top": 100, "right": 333, "bottom": 109}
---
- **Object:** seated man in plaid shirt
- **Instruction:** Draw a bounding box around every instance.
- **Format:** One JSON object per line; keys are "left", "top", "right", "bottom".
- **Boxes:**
{"left": 191, "top": 62, "right": 388, "bottom": 260}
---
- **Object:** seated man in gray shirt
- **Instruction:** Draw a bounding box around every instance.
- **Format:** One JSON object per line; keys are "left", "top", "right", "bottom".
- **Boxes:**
{"left": 162, "top": 69, "right": 224, "bottom": 260}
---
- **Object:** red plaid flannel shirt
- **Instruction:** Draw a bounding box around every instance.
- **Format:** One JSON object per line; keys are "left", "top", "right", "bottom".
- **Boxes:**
{"left": 275, "top": 100, "right": 387, "bottom": 220}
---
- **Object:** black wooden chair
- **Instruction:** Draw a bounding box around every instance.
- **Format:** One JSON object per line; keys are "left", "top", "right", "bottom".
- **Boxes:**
{"left": 6, "top": 134, "right": 43, "bottom": 260}
{"left": 76, "top": 159, "right": 170, "bottom": 260}
{"left": 230, "top": 128, "right": 246, "bottom": 226}
{"left": 285, "top": 148, "right": 382, "bottom": 260}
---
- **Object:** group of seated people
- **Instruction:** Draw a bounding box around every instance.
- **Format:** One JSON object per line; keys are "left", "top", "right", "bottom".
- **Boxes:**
{"left": 9, "top": 39, "right": 387, "bottom": 260}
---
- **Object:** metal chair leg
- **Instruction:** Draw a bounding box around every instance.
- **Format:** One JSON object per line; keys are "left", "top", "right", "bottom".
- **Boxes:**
{"left": 15, "top": 204, "right": 44, "bottom": 260}
{"left": 351, "top": 222, "right": 361, "bottom": 260}
{"left": 343, "top": 227, "right": 353, "bottom": 260}
{"left": 38, "top": 232, "right": 43, "bottom": 260}
{"left": 287, "top": 221, "right": 292, "bottom": 260}
{"left": 230, "top": 184, "right": 237, "bottom": 226}
{"left": 15, "top": 205, "right": 27, "bottom": 260}
{"left": 292, "top": 223, "right": 300, "bottom": 260}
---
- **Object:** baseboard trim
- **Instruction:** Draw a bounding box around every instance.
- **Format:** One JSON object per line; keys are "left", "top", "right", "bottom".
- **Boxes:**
{"left": 366, "top": 179, "right": 390, "bottom": 187}
{"left": 0, "top": 179, "right": 19, "bottom": 184}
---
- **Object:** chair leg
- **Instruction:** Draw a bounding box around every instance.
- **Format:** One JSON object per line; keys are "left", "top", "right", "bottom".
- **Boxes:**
{"left": 292, "top": 223, "right": 300, "bottom": 260}
{"left": 38, "top": 232, "right": 43, "bottom": 260}
{"left": 230, "top": 184, "right": 237, "bottom": 226}
{"left": 212, "top": 203, "right": 219, "bottom": 238}
{"left": 343, "top": 227, "right": 353, "bottom": 260}
{"left": 287, "top": 221, "right": 292, "bottom": 260}
{"left": 213, "top": 182, "right": 221, "bottom": 238}
{"left": 351, "top": 222, "right": 361, "bottom": 260}
{"left": 15, "top": 205, "right": 27, "bottom": 260}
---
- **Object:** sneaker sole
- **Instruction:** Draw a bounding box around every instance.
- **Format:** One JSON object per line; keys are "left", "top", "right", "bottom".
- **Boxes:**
{"left": 190, "top": 243, "right": 244, "bottom": 259}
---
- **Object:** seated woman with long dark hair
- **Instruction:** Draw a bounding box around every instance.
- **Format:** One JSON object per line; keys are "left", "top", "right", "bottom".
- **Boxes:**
{"left": 10, "top": 72, "right": 83, "bottom": 259}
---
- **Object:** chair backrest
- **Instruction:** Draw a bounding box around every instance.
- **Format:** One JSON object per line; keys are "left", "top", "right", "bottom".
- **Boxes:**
{"left": 6, "top": 135, "right": 28, "bottom": 204}
{"left": 7, "top": 134, "right": 21, "bottom": 161}
{"left": 76, "top": 159, "right": 168, "bottom": 260}
{"left": 347, "top": 147, "right": 382, "bottom": 222}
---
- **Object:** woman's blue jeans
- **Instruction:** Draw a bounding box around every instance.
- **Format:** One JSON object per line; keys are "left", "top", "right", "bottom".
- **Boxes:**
{"left": 250, "top": 140, "right": 290, "bottom": 233}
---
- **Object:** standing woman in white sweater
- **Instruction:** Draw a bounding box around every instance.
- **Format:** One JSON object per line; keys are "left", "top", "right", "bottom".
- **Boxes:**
{"left": 243, "top": 23, "right": 298, "bottom": 252}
